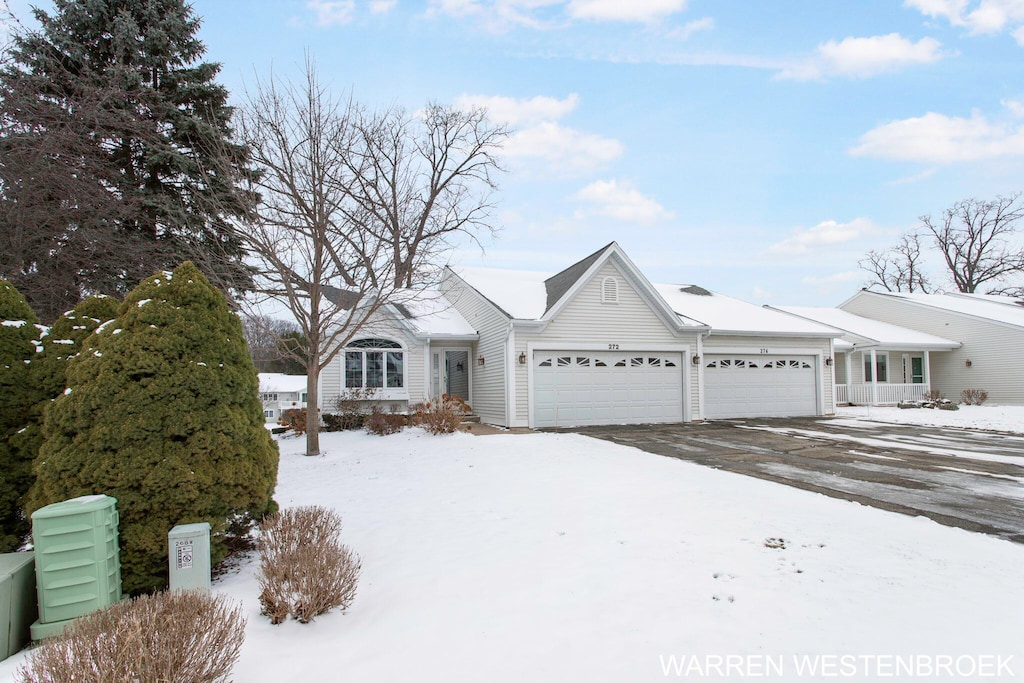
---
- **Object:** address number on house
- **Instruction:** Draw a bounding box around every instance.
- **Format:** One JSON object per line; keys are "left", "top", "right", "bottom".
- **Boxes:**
{"left": 608, "top": 344, "right": 620, "bottom": 350}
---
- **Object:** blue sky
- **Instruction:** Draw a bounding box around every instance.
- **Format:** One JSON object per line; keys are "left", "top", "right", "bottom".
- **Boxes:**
{"left": 14, "top": 0, "right": 1024, "bottom": 304}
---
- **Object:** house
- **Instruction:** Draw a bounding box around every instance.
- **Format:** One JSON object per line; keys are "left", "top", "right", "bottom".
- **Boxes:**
{"left": 320, "top": 243, "right": 842, "bottom": 428}
{"left": 837, "top": 290, "right": 1024, "bottom": 405}
{"left": 769, "top": 306, "right": 960, "bottom": 406}
{"left": 258, "top": 373, "right": 308, "bottom": 421}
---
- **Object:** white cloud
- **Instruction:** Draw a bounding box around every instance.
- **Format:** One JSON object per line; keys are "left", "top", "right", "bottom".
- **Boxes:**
{"left": 454, "top": 93, "right": 580, "bottom": 125}
{"left": 778, "top": 34, "right": 944, "bottom": 80}
{"left": 567, "top": 0, "right": 687, "bottom": 23}
{"left": 665, "top": 17, "right": 714, "bottom": 40}
{"left": 752, "top": 286, "right": 774, "bottom": 301}
{"left": 507, "top": 122, "right": 624, "bottom": 173}
{"left": 800, "top": 271, "right": 865, "bottom": 294}
{"left": 766, "top": 219, "right": 878, "bottom": 256}
{"left": 1002, "top": 98, "right": 1024, "bottom": 116}
{"left": 887, "top": 167, "right": 938, "bottom": 185}
{"left": 307, "top": 0, "right": 356, "bottom": 26}
{"left": 572, "top": 179, "right": 674, "bottom": 224}
{"left": 850, "top": 110, "right": 1024, "bottom": 162}
{"left": 1014, "top": 24, "right": 1024, "bottom": 42}
{"left": 369, "top": 0, "right": 397, "bottom": 12}
{"left": 457, "top": 93, "right": 623, "bottom": 174}
{"left": 906, "top": 0, "right": 1024, "bottom": 36}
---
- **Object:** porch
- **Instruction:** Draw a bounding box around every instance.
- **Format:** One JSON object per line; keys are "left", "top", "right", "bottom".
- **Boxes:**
{"left": 835, "top": 348, "right": 933, "bottom": 406}
{"left": 835, "top": 382, "right": 931, "bottom": 406}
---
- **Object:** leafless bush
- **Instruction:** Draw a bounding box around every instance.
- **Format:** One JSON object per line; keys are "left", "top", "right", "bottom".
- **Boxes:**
{"left": 17, "top": 590, "right": 245, "bottom": 683}
{"left": 923, "top": 389, "right": 944, "bottom": 401}
{"left": 960, "top": 389, "right": 988, "bottom": 405}
{"left": 328, "top": 387, "right": 379, "bottom": 430}
{"left": 410, "top": 394, "right": 471, "bottom": 435}
{"left": 364, "top": 405, "right": 406, "bottom": 436}
{"left": 278, "top": 407, "right": 308, "bottom": 434}
{"left": 258, "top": 506, "right": 361, "bottom": 624}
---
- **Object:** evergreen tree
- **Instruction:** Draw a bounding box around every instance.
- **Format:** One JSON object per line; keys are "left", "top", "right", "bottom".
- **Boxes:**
{"left": 29, "top": 262, "right": 278, "bottom": 593}
{"left": 0, "top": 0, "right": 255, "bottom": 322}
{"left": 0, "top": 279, "right": 45, "bottom": 551}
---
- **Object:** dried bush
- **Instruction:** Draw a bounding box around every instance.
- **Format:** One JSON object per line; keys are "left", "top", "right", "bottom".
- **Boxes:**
{"left": 278, "top": 407, "right": 308, "bottom": 435}
{"left": 960, "top": 389, "right": 988, "bottom": 406}
{"left": 331, "top": 387, "right": 379, "bottom": 430}
{"left": 17, "top": 590, "right": 245, "bottom": 683}
{"left": 410, "top": 394, "right": 471, "bottom": 435}
{"left": 364, "top": 406, "right": 406, "bottom": 436}
{"left": 923, "top": 389, "right": 944, "bottom": 401}
{"left": 258, "top": 506, "right": 361, "bottom": 624}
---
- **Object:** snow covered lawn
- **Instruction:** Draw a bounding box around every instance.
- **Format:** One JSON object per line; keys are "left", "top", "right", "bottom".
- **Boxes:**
{"left": 837, "top": 404, "right": 1024, "bottom": 434}
{"left": 3, "top": 428, "right": 1023, "bottom": 681}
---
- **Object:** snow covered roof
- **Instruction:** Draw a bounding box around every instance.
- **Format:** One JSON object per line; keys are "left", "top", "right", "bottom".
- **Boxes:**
{"left": 449, "top": 266, "right": 552, "bottom": 319}
{"left": 850, "top": 290, "right": 1024, "bottom": 329}
{"left": 773, "top": 307, "right": 960, "bottom": 351}
{"left": 259, "top": 373, "right": 307, "bottom": 394}
{"left": 398, "top": 293, "right": 477, "bottom": 337}
{"left": 653, "top": 285, "right": 840, "bottom": 337}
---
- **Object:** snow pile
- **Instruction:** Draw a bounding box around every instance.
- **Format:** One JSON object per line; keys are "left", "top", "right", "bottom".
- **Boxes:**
{"left": 837, "top": 405, "right": 1024, "bottom": 434}
{"left": 2, "top": 429, "right": 1021, "bottom": 682}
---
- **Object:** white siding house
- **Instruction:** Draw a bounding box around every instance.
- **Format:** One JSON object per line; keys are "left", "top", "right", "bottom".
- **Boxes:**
{"left": 839, "top": 290, "right": 1024, "bottom": 405}
{"left": 318, "top": 242, "right": 844, "bottom": 428}
{"left": 258, "top": 373, "right": 308, "bottom": 421}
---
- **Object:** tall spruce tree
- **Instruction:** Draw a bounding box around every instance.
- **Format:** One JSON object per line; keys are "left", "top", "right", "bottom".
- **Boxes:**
{"left": 28, "top": 262, "right": 278, "bottom": 594}
{"left": 0, "top": 0, "right": 255, "bottom": 322}
{"left": 0, "top": 279, "right": 46, "bottom": 551}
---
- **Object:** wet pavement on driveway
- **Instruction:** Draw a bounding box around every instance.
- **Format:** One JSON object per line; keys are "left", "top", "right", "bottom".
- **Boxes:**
{"left": 569, "top": 417, "right": 1024, "bottom": 544}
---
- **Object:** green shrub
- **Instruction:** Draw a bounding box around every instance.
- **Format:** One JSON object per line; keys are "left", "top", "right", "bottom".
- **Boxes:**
{"left": 27, "top": 262, "right": 279, "bottom": 593}
{"left": 17, "top": 590, "right": 245, "bottom": 683}
{"left": 0, "top": 279, "right": 46, "bottom": 551}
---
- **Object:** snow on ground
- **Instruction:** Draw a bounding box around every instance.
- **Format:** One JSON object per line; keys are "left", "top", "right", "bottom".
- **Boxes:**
{"left": 837, "top": 404, "right": 1024, "bottom": 434}
{"left": 3, "top": 429, "right": 1023, "bottom": 681}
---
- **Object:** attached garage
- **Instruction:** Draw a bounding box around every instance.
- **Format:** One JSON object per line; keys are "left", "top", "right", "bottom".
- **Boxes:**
{"left": 532, "top": 351, "right": 684, "bottom": 428}
{"left": 704, "top": 354, "right": 819, "bottom": 419}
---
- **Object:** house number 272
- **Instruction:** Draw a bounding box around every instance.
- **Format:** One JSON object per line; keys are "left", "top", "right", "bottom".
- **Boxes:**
{"left": 608, "top": 344, "right": 620, "bottom": 350}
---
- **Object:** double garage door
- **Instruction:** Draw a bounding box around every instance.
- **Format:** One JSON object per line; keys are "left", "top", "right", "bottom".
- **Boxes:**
{"left": 533, "top": 351, "right": 683, "bottom": 428}
{"left": 704, "top": 354, "right": 818, "bottom": 419}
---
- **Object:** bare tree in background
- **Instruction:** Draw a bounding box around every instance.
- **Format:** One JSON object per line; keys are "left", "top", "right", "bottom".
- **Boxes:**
{"left": 921, "top": 193, "right": 1024, "bottom": 293}
{"left": 859, "top": 232, "right": 931, "bottom": 293}
{"left": 241, "top": 314, "right": 305, "bottom": 373}
{"left": 233, "top": 62, "right": 505, "bottom": 456}
{"left": 348, "top": 104, "right": 508, "bottom": 288}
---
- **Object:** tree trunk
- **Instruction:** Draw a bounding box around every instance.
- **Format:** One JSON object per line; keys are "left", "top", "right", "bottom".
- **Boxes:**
{"left": 305, "top": 351, "right": 321, "bottom": 456}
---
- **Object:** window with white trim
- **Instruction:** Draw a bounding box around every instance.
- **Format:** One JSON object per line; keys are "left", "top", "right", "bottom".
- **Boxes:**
{"left": 863, "top": 353, "right": 887, "bottom": 382}
{"left": 260, "top": 393, "right": 278, "bottom": 402}
{"left": 345, "top": 338, "right": 404, "bottom": 389}
{"left": 601, "top": 276, "right": 619, "bottom": 303}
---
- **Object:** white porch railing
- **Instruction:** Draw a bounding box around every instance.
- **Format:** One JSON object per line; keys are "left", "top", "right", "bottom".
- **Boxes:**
{"left": 835, "top": 383, "right": 930, "bottom": 406}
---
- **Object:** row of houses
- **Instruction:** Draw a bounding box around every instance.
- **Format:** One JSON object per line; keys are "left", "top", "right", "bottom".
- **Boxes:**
{"left": 262, "top": 242, "right": 1024, "bottom": 428}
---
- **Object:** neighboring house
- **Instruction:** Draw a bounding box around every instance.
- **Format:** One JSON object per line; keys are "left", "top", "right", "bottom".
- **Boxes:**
{"left": 837, "top": 290, "right": 1024, "bottom": 405}
{"left": 258, "top": 373, "right": 308, "bottom": 421}
{"left": 770, "top": 306, "right": 960, "bottom": 406}
{"left": 320, "top": 243, "right": 842, "bottom": 428}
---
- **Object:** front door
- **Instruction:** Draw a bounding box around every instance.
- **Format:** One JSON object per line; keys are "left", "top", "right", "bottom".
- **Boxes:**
{"left": 431, "top": 349, "right": 471, "bottom": 401}
{"left": 902, "top": 355, "right": 924, "bottom": 384}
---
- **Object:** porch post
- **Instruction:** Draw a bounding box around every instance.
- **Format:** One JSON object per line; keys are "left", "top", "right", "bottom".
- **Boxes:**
{"left": 923, "top": 350, "right": 931, "bottom": 390}
{"left": 844, "top": 352, "right": 852, "bottom": 392}
{"left": 870, "top": 349, "right": 878, "bottom": 406}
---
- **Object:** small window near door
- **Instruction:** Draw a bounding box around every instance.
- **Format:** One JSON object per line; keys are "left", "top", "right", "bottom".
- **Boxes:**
{"left": 864, "top": 353, "right": 887, "bottom": 382}
{"left": 911, "top": 357, "right": 924, "bottom": 384}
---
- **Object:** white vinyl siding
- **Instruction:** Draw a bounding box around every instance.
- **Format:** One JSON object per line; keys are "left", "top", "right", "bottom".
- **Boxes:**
{"left": 441, "top": 273, "right": 508, "bottom": 425}
{"left": 515, "top": 261, "right": 699, "bottom": 426}
{"left": 843, "top": 294, "right": 1024, "bottom": 404}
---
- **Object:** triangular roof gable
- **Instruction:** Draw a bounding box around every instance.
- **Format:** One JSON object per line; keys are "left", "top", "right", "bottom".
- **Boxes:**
{"left": 540, "top": 242, "right": 700, "bottom": 333}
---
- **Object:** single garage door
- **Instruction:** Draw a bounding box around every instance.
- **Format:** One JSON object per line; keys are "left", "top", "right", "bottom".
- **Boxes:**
{"left": 533, "top": 351, "right": 684, "bottom": 428}
{"left": 704, "top": 355, "right": 818, "bottom": 419}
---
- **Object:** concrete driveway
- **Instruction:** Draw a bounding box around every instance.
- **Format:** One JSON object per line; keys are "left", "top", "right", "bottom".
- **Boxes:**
{"left": 571, "top": 417, "right": 1024, "bottom": 544}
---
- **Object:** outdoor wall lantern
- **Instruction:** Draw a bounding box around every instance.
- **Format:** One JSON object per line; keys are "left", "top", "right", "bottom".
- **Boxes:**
{"left": 518, "top": 352, "right": 527, "bottom": 365}
{"left": 477, "top": 356, "right": 485, "bottom": 366}
{"left": 691, "top": 354, "right": 701, "bottom": 366}
{"left": 456, "top": 361, "right": 464, "bottom": 373}
{"left": 825, "top": 357, "right": 833, "bottom": 366}
{"left": 965, "top": 359, "right": 973, "bottom": 367}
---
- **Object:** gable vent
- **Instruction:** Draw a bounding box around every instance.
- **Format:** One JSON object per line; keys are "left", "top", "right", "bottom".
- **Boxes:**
{"left": 601, "top": 276, "right": 619, "bottom": 304}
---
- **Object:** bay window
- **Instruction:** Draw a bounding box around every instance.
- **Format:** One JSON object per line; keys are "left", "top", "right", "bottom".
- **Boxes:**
{"left": 345, "top": 339, "right": 404, "bottom": 390}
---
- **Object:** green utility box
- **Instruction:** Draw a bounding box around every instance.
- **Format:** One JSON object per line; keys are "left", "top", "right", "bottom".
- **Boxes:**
{"left": 0, "top": 552, "right": 37, "bottom": 660}
{"left": 29, "top": 495, "right": 122, "bottom": 640}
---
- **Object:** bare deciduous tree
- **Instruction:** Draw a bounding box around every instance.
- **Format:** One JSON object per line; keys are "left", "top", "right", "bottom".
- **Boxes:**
{"left": 233, "top": 62, "right": 504, "bottom": 456}
{"left": 859, "top": 232, "right": 931, "bottom": 293}
{"left": 921, "top": 193, "right": 1024, "bottom": 293}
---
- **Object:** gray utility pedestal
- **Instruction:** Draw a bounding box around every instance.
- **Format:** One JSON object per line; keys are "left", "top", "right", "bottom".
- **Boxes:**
{"left": 168, "top": 523, "right": 211, "bottom": 592}
{"left": 0, "top": 552, "right": 36, "bottom": 660}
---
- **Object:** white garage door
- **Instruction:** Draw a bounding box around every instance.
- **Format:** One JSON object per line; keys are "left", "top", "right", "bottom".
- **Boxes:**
{"left": 533, "top": 352, "right": 684, "bottom": 428}
{"left": 704, "top": 355, "right": 818, "bottom": 419}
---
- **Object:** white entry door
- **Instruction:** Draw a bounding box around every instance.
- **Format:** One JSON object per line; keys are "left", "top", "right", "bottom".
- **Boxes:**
{"left": 704, "top": 355, "right": 818, "bottom": 419}
{"left": 532, "top": 351, "right": 684, "bottom": 428}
